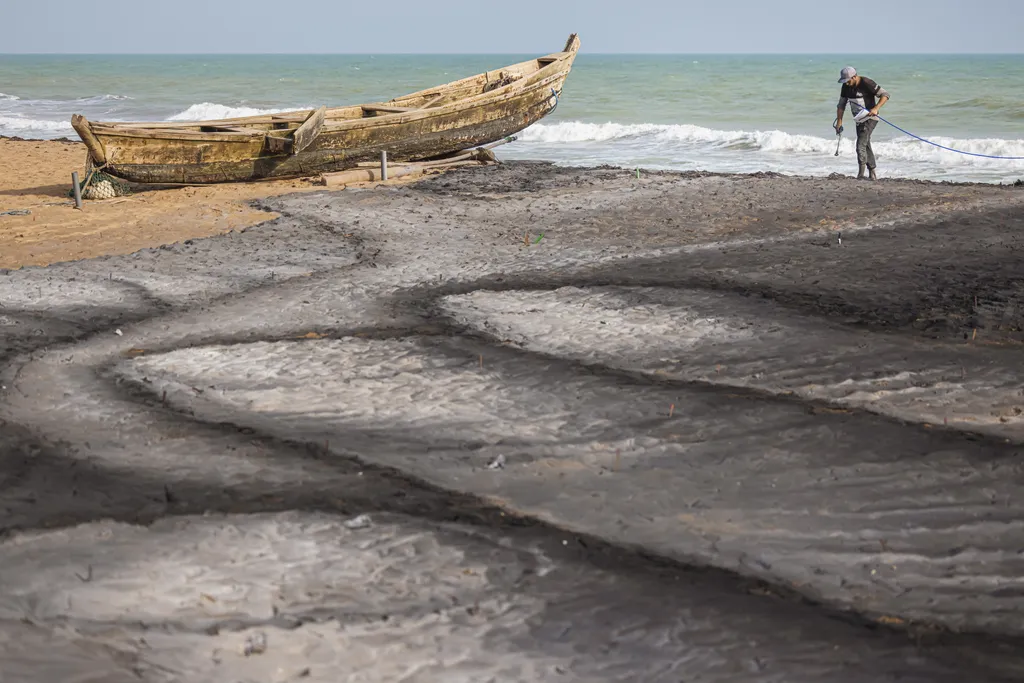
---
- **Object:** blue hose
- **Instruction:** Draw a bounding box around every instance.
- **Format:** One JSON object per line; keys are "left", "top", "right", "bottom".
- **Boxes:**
{"left": 847, "top": 102, "right": 1024, "bottom": 161}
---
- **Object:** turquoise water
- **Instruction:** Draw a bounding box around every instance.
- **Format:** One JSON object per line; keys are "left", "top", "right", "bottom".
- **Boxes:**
{"left": 2, "top": 54, "right": 1023, "bottom": 183}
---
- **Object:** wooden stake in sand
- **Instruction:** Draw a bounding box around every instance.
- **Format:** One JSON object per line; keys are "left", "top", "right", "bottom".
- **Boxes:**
{"left": 71, "top": 172, "right": 83, "bottom": 210}
{"left": 381, "top": 151, "right": 388, "bottom": 181}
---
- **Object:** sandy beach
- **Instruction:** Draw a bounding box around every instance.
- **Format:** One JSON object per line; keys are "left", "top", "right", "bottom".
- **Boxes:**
{"left": 0, "top": 137, "right": 330, "bottom": 269}
{"left": 3, "top": 138, "right": 1024, "bottom": 681}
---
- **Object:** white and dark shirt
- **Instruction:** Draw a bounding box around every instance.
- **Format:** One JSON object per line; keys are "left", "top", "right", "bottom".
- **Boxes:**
{"left": 838, "top": 76, "right": 890, "bottom": 120}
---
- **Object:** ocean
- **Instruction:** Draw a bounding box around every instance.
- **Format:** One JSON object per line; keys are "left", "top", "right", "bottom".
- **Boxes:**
{"left": 2, "top": 53, "right": 1022, "bottom": 184}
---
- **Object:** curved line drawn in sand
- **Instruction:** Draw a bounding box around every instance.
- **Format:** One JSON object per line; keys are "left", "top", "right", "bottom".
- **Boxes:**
{"left": 3, "top": 163, "right": 1024, "bottom": 681}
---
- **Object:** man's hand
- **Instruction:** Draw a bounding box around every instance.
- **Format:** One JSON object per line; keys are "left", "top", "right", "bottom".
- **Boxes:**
{"left": 834, "top": 120, "right": 844, "bottom": 133}
{"left": 868, "top": 107, "right": 880, "bottom": 117}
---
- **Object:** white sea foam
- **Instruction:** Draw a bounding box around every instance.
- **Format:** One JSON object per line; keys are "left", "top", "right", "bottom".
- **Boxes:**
{"left": 881, "top": 135, "right": 1024, "bottom": 163}
{"left": 0, "top": 115, "right": 74, "bottom": 136}
{"left": 0, "top": 94, "right": 130, "bottom": 108}
{"left": 0, "top": 93, "right": 136, "bottom": 139}
{"left": 520, "top": 121, "right": 1024, "bottom": 166}
{"left": 167, "top": 102, "right": 305, "bottom": 121}
{"left": 77, "top": 93, "right": 133, "bottom": 102}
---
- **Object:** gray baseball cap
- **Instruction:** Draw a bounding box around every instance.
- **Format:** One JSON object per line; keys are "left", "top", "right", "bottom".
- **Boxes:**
{"left": 838, "top": 66, "right": 857, "bottom": 83}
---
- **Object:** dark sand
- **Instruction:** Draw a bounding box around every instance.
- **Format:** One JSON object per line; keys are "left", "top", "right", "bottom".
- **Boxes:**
{"left": 3, "top": 162, "right": 1024, "bottom": 681}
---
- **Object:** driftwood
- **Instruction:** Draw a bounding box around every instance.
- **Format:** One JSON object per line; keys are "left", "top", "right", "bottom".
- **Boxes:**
{"left": 348, "top": 135, "right": 513, "bottom": 172}
{"left": 320, "top": 159, "right": 489, "bottom": 188}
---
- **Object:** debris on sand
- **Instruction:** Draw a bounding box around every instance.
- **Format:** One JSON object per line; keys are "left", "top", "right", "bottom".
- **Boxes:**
{"left": 243, "top": 631, "right": 267, "bottom": 656}
{"left": 343, "top": 514, "right": 372, "bottom": 530}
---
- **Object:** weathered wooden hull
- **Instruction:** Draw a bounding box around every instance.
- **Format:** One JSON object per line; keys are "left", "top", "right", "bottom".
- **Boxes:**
{"left": 71, "top": 35, "right": 580, "bottom": 185}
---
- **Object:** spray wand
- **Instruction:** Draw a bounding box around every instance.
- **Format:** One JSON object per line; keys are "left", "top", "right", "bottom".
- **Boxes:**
{"left": 832, "top": 118, "right": 844, "bottom": 156}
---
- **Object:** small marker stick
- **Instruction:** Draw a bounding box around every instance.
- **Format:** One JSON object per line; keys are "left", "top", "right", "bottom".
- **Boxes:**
{"left": 71, "top": 172, "right": 83, "bottom": 209}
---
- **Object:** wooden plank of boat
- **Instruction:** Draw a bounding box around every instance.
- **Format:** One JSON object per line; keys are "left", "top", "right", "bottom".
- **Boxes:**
{"left": 263, "top": 107, "right": 326, "bottom": 154}
{"left": 89, "top": 125, "right": 261, "bottom": 141}
{"left": 420, "top": 94, "right": 445, "bottom": 109}
{"left": 264, "top": 135, "right": 289, "bottom": 155}
{"left": 95, "top": 123, "right": 260, "bottom": 135}
{"left": 265, "top": 106, "right": 327, "bottom": 154}
{"left": 362, "top": 104, "right": 418, "bottom": 114}
{"left": 113, "top": 112, "right": 312, "bottom": 129}
{"left": 292, "top": 106, "right": 327, "bottom": 154}
{"left": 200, "top": 125, "right": 263, "bottom": 133}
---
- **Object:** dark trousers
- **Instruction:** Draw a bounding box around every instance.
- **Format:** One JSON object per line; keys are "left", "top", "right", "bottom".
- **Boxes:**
{"left": 856, "top": 118, "right": 878, "bottom": 169}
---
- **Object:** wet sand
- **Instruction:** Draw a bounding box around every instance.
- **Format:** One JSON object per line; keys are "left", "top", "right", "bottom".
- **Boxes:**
{"left": 3, "top": 155, "right": 1024, "bottom": 681}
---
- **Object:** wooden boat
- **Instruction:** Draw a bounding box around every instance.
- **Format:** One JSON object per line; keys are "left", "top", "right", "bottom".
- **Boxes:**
{"left": 70, "top": 34, "right": 580, "bottom": 185}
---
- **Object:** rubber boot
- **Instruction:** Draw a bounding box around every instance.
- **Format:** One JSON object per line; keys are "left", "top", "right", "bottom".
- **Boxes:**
{"left": 868, "top": 167, "right": 878, "bottom": 181}
{"left": 857, "top": 164, "right": 866, "bottom": 180}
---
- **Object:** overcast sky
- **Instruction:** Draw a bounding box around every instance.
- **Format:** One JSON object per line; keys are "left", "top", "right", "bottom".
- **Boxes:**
{"left": 5, "top": 0, "right": 1022, "bottom": 54}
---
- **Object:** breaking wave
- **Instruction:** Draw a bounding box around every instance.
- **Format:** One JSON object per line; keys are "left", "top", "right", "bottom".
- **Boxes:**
{"left": 520, "top": 121, "right": 1024, "bottom": 165}
{"left": 76, "top": 93, "right": 133, "bottom": 103}
{"left": 0, "top": 115, "right": 74, "bottom": 136}
{"left": 1, "top": 94, "right": 130, "bottom": 106}
{"left": 168, "top": 103, "right": 306, "bottom": 121}
{"left": 0, "top": 93, "right": 136, "bottom": 139}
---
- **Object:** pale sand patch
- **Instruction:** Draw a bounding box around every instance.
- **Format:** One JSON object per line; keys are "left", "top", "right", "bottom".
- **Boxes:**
{"left": 441, "top": 287, "right": 1024, "bottom": 440}
{"left": 0, "top": 511, "right": 554, "bottom": 683}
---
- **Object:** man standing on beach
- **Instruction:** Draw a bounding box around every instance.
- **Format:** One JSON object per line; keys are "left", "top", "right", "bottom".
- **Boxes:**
{"left": 834, "top": 66, "right": 890, "bottom": 180}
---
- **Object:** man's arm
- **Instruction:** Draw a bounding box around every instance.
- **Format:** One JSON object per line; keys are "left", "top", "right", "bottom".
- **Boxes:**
{"left": 836, "top": 95, "right": 848, "bottom": 130}
{"left": 869, "top": 86, "right": 890, "bottom": 116}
